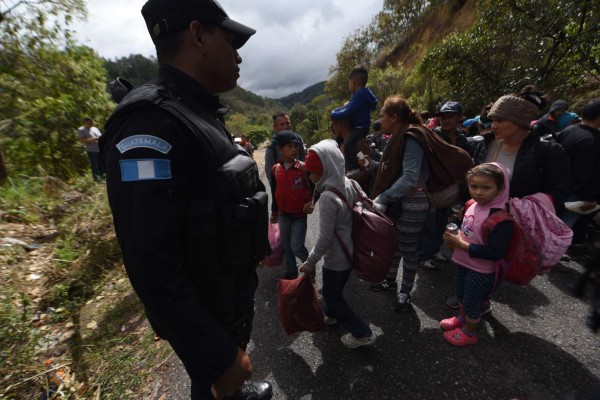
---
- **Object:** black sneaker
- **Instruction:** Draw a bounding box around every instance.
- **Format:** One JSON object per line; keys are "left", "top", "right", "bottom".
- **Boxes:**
{"left": 369, "top": 279, "right": 397, "bottom": 292}
{"left": 226, "top": 381, "right": 273, "bottom": 400}
{"left": 394, "top": 292, "right": 412, "bottom": 312}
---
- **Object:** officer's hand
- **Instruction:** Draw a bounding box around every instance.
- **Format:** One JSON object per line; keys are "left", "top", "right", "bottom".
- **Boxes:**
{"left": 270, "top": 215, "right": 278, "bottom": 224}
{"left": 211, "top": 347, "right": 253, "bottom": 399}
{"left": 303, "top": 201, "right": 314, "bottom": 214}
{"left": 299, "top": 264, "right": 307, "bottom": 274}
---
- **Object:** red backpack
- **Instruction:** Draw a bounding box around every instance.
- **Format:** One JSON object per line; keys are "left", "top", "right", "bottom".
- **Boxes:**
{"left": 327, "top": 180, "right": 396, "bottom": 283}
{"left": 464, "top": 200, "right": 542, "bottom": 285}
{"left": 482, "top": 209, "right": 542, "bottom": 285}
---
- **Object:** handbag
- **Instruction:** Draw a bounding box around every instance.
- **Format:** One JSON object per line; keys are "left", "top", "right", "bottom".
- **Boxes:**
{"left": 277, "top": 274, "right": 325, "bottom": 335}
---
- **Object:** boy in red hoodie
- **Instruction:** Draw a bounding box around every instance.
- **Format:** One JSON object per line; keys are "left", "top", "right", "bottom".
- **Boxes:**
{"left": 270, "top": 131, "right": 314, "bottom": 279}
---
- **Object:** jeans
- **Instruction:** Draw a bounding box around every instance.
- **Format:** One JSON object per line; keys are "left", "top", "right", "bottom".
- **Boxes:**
{"left": 322, "top": 267, "right": 372, "bottom": 338}
{"left": 87, "top": 151, "right": 104, "bottom": 181}
{"left": 278, "top": 213, "right": 309, "bottom": 275}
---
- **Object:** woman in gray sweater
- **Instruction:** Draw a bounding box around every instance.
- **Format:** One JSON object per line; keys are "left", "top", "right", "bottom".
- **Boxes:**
{"left": 299, "top": 139, "right": 378, "bottom": 349}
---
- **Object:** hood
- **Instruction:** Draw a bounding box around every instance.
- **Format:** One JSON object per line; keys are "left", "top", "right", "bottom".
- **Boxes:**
{"left": 308, "top": 139, "right": 346, "bottom": 193}
{"left": 357, "top": 87, "right": 378, "bottom": 111}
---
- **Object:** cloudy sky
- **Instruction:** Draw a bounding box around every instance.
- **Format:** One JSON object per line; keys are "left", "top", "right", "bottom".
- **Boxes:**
{"left": 72, "top": 0, "right": 384, "bottom": 99}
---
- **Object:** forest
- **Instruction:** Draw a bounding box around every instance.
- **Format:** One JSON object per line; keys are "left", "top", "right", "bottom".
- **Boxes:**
{"left": 2, "top": 0, "right": 598, "bottom": 183}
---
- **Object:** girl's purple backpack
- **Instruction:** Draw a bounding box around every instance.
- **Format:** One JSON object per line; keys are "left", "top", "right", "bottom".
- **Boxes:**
{"left": 507, "top": 194, "right": 572, "bottom": 271}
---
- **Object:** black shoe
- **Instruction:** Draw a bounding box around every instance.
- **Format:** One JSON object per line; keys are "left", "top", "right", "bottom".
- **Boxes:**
{"left": 369, "top": 279, "right": 397, "bottom": 292}
{"left": 394, "top": 292, "right": 412, "bottom": 312}
{"left": 226, "top": 381, "right": 273, "bottom": 400}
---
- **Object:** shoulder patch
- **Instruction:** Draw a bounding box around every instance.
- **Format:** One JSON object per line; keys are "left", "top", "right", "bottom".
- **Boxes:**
{"left": 116, "top": 135, "right": 172, "bottom": 154}
{"left": 120, "top": 159, "right": 172, "bottom": 182}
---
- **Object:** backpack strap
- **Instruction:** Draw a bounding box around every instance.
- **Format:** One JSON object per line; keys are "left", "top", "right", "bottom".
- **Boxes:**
{"left": 326, "top": 187, "right": 354, "bottom": 264}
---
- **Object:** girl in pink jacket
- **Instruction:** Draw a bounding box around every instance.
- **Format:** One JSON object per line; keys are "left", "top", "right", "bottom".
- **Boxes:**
{"left": 441, "top": 163, "right": 513, "bottom": 346}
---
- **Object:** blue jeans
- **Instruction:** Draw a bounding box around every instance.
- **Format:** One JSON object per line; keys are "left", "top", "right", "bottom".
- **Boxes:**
{"left": 87, "top": 151, "right": 104, "bottom": 181}
{"left": 278, "top": 213, "right": 309, "bottom": 275}
{"left": 322, "top": 267, "right": 372, "bottom": 338}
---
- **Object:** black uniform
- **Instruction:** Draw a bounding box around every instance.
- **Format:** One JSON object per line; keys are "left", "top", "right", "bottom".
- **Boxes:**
{"left": 100, "top": 64, "right": 268, "bottom": 395}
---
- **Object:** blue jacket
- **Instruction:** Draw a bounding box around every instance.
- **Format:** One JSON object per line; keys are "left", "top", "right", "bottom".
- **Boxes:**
{"left": 330, "top": 87, "right": 378, "bottom": 128}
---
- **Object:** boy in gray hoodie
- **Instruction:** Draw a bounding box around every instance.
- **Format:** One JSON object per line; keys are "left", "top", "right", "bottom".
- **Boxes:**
{"left": 299, "top": 139, "right": 378, "bottom": 349}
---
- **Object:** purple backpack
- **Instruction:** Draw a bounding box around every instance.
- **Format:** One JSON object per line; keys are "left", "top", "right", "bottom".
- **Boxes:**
{"left": 327, "top": 180, "right": 396, "bottom": 282}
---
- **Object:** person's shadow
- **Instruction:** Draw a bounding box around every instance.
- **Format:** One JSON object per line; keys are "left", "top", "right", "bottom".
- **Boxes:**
{"left": 251, "top": 263, "right": 599, "bottom": 399}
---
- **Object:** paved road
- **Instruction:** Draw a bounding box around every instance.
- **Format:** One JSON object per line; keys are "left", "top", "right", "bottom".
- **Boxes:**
{"left": 157, "top": 147, "right": 600, "bottom": 400}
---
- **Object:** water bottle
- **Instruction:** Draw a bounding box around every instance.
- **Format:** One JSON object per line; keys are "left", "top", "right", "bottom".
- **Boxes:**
{"left": 446, "top": 223, "right": 459, "bottom": 250}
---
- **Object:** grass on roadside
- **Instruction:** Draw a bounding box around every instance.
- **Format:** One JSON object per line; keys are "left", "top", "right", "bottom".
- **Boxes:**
{"left": 0, "top": 175, "right": 172, "bottom": 399}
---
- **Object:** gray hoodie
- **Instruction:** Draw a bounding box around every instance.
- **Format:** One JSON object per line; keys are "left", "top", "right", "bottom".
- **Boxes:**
{"left": 304, "top": 139, "right": 363, "bottom": 272}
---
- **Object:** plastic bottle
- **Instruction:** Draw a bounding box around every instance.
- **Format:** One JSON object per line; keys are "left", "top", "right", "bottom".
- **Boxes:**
{"left": 446, "top": 223, "right": 459, "bottom": 250}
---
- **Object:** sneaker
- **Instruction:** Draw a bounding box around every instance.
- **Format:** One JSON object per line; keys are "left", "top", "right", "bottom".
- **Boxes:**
{"left": 432, "top": 252, "right": 448, "bottom": 262}
{"left": 341, "top": 332, "right": 377, "bottom": 349}
{"left": 369, "top": 279, "right": 397, "bottom": 292}
{"left": 394, "top": 292, "right": 412, "bottom": 312}
{"left": 419, "top": 260, "right": 438, "bottom": 270}
{"left": 324, "top": 316, "right": 338, "bottom": 326}
{"left": 443, "top": 328, "right": 478, "bottom": 346}
{"left": 446, "top": 294, "right": 459, "bottom": 309}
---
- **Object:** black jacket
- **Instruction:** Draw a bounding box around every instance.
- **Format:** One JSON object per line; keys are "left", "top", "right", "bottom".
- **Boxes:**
{"left": 99, "top": 64, "right": 266, "bottom": 391}
{"left": 470, "top": 131, "right": 571, "bottom": 211}
{"left": 557, "top": 123, "right": 600, "bottom": 201}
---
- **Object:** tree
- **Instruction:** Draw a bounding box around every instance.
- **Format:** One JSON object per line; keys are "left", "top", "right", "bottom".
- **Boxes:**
{"left": 104, "top": 54, "right": 159, "bottom": 86}
{"left": 417, "top": 0, "right": 600, "bottom": 114}
{"left": 0, "top": 0, "right": 113, "bottom": 180}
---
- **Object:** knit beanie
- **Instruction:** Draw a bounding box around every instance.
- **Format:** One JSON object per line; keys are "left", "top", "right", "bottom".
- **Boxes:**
{"left": 488, "top": 95, "right": 539, "bottom": 129}
{"left": 304, "top": 150, "right": 323, "bottom": 175}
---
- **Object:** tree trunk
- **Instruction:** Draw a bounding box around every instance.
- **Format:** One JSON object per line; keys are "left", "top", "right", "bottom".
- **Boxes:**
{"left": 0, "top": 144, "right": 8, "bottom": 184}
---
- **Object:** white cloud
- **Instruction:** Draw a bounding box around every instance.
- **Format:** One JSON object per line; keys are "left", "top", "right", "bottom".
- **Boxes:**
{"left": 72, "top": 0, "right": 383, "bottom": 98}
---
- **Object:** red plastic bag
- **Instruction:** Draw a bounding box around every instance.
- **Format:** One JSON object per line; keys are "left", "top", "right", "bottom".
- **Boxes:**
{"left": 260, "top": 223, "right": 283, "bottom": 267}
{"left": 277, "top": 274, "right": 325, "bottom": 335}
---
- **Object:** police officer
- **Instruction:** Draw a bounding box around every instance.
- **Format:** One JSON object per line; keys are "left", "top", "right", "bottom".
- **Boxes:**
{"left": 99, "top": 0, "right": 272, "bottom": 399}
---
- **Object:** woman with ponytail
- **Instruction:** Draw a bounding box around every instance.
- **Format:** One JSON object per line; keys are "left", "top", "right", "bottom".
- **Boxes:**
{"left": 359, "top": 96, "right": 431, "bottom": 312}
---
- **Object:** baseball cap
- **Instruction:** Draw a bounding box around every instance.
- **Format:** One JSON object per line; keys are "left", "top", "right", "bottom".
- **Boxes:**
{"left": 141, "top": 0, "right": 256, "bottom": 49}
{"left": 549, "top": 100, "right": 568, "bottom": 113}
{"left": 436, "top": 101, "right": 463, "bottom": 116}
{"left": 274, "top": 131, "right": 301, "bottom": 147}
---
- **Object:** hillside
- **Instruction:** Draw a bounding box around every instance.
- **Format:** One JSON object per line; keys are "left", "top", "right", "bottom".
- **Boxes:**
{"left": 277, "top": 81, "right": 326, "bottom": 108}
{"left": 375, "top": 0, "right": 477, "bottom": 70}
{"left": 221, "top": 85, "right": 286, "bottom": 115}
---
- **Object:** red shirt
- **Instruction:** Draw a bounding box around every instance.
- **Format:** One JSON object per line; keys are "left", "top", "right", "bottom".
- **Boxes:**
{"left": 271, "top": 161, "right": 312, "bottom": 216}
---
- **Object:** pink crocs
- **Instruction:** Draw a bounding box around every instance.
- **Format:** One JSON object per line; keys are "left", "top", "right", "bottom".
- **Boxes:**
{"left": 440, "top": 316, "right": 464, "bottom": 331}
{"left": 443, "top": 328, "right": 478, "bottom": 346}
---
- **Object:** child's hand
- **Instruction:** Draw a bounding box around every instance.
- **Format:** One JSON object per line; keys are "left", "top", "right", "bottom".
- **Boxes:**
{"left": 444, "top": 231, "right": 466, "bottom": 250}
{"left": 303, "top": 201, "right": 315, "bottom": 214}
{"left": 299, "top": 264, "right": 308, "bottom": 274}
{"left": 270, "top": 215, "right": 278, "bottom": 224}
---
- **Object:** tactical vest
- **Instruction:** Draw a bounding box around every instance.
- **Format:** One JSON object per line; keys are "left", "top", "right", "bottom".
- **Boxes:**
{"left": 105, "top": 80, "right": 269, "bottom": 327}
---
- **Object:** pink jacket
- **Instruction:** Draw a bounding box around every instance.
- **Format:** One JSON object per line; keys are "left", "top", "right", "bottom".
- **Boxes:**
{"left": 508, "top": 193, "right": 572, "bottom": 270}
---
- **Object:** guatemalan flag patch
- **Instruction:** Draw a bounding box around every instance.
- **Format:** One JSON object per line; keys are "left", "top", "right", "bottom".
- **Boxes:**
{"left": 120, "top": 159, "right": 172, "bottom": 182}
